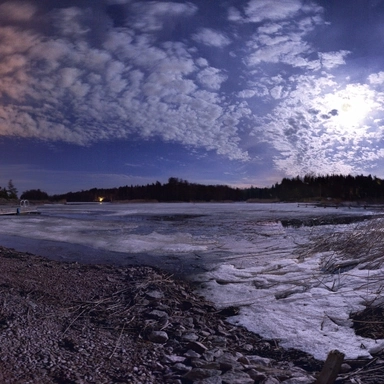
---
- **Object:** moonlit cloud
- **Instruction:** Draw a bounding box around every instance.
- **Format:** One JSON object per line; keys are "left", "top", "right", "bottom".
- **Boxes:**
{"left": 131, "top": 2, "right": 198, "bottom": 32}
{"left": 192, "top": 28, "right": 231, "bottom": 47}
{"left": 0, "top": 1, "right": 36, "bottom": 21}
{"left": 255, "top": 75, "right": 384, "bottom": 176}
{"left": 368, "top": 71, "right": 384, "bottom": 85}
{"left": 2, "top": 0, "right": 384, "bottom": 193}
{"left": 244, "top": 0, "right": 302, "bottom": 23}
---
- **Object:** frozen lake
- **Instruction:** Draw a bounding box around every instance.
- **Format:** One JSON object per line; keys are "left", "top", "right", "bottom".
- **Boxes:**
{"left": 0, "top": 202, "right": 384, "bottom": 361}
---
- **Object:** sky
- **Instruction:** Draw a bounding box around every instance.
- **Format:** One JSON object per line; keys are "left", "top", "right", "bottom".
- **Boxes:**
{"left": 2, "top": 0, "right": 384, "bottom": 194}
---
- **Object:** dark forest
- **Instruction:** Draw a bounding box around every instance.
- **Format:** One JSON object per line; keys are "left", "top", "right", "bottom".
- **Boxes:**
{"left": 18, "top": 174, "right": 384, "bottom": 203}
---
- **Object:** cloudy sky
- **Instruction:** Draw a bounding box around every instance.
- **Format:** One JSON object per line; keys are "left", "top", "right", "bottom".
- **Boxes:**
{"left": 1, "top": 0, "right": 384, "bottom": 194}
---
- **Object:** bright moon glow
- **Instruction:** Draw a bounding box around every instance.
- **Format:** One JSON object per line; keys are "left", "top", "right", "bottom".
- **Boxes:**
{"left": 320, "top": 84, "right": 377, "bottom": 135}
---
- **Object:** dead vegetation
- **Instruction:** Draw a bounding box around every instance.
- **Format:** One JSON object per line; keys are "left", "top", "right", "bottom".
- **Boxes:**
{"left": 298, "top": 218, "right": 384, "bottom": 338}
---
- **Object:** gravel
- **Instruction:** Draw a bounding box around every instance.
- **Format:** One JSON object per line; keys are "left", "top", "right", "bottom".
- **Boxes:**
{"left": 0, "top": 246, "right": 382, "bottom": 383}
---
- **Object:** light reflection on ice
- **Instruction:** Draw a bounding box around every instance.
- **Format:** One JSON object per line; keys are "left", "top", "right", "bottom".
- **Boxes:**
{"left": 0, "top": 202, "right": 383, "bottom": 360}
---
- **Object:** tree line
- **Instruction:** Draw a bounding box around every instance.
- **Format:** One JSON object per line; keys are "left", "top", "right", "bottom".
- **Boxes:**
{"left": 16, "top": 174, "right": 384, "bottom": 203}
{"left": 0, "top": 180, "right": 18, "bottom": 200}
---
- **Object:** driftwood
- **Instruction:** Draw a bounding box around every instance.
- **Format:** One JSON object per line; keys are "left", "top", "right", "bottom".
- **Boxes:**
{"left": 315, "top": 349, "right": 345, "bottom": 384}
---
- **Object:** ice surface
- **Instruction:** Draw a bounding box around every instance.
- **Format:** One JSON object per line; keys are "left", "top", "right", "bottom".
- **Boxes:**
{"left": 0, "top": 202, "right": 383, "bottom": 360}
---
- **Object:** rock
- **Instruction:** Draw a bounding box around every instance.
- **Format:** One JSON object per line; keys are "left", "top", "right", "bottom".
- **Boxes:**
{"left": 262, "top": 377, "right": 280, "bottom": 384}
{"left": 148, "top": 331, "right": 168, "bottom": 343}
{"left": 194, "top": 377, "right": 223, "bottom": 384}
{"left": 190, "top": 358, "right": 208, "bottom": 368}
{"left": 147, "top": 310, "right": 169, "bottom": 320}
{"left": 247, "top": 368, "right": 267, "bottom": 381}
{"left": 340, "top": 363, "right": 352, "bottom": 373}
{"left": 216, "top": 353, "right": 244, "bottom": 371}
{"left": 182, "top": 332, "right": 199, "bottom": 342}
{"left": 220, "top": 370, "right": 254, "bottom": 384}
{"left": 183, "top": 368, "right": 222, "bottom": 381}
{"left": 203, "top": 348, "right": 224, "bottom": 362}
{"left": 187, "top": 341, "right": 208, "bottom": 354}
{"left": 246, "top": 355, "right": 272, "bottom": 366}
{"left": 172, "top": 363, "right": 191, "bottom": 372}
{"left": 161, "top": 354, "right": 186, "bottom": 364}
{"left": 201, "top": 362, "right": 221, "bottom": 370}
{"left": 281, "top": 377, "right": 314, "bottom": 383}
{"left": 242, "top": 344, "right": 254, "bottom": 352}
{"left": 184, "top": 349, "right": 201, "bottom": 359}
{"left": 146, "top": 290, "right": 164, "bottom": 300}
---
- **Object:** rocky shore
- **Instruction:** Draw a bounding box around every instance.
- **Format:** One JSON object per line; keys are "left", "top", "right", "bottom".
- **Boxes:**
{"left": 0, "top": 246, "right": 382, "bottom": 383}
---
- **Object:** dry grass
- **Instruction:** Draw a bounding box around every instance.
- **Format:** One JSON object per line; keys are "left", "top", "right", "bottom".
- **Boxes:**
{"left": 298, "top": 218, "right": 384, "bottom": 272}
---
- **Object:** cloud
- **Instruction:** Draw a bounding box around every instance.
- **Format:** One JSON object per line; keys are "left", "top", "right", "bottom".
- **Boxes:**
{"left": 130, "top": 1, "right": 198, "bottom": 32}
{"left": 237, "top": 90, "right": 258, "bottom": 98}
{"left": 242, "top": 5, "right": 329, "bottom": 71}
{"left": 1, "top": 0, "right": 384, "bottom": 179}
{"left": 368, "top": 71, "right": 384, "bottom": 85}
{"left": 0, "top": 2, "right": 250, "bottom": 162}
{"left": 246, "top": 33, "right": 313, "bottom": 67}
{"left": 319, "top": 51, "right": 350, "bottom": 70}
{"left": 0, "top": 1, "right": 36, "bottom": 21}
{"left": 52, "top": 7, "right": 91, "bottom": 37}
{"left": 197, "top": 67, "right": 227, "bottom": 90}
{"left": 192, "top": 28, "right": 231, "bottom": 47}
{"left": 232, "top": 0, "right": 302, "bottom": 23}
{"left": 253, "top": 74, "right": 384, "bottom": 176}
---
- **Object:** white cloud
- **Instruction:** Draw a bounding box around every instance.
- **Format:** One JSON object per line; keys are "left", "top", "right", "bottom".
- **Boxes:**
{"left": 0, "top": 1, "right": 36, "bottom": 21}
{"left": 253, "top": 74, "right": 384, "bottom": 176}
{"left": 0, "top": 3, "right": 250, "bottom": 163}
{"left": 245, "top": 0, "right": 302, "bottom": 23}
{"left": 247, "top": 34, "right": 312, "bottom": 67}
{"left": 131, "top": 2, "right": 198, "bottom": 32}
{"left": 195, "top": 57, "right": 208, "bottom": 67}
{"left": 237, "top": 90, "right": 257, "bottom": 98}
{"left": 52, "top": 7, "right": 91, "bottom": 37}
{"left": 257, "top": 23, "right": 282, "bottom": 34}
{"left": 368, "top": 71, "right": 384, "bottom": 85}
{"left": 192, "top": 28, "right": 231, "bottom": 48}
{"left": 197, "top": 67, "right": 227, "bottom": 90}
{"left": 319, "top": 51, "right": 350, "bottom": 70}
{"left": 228, "top": 6, "right": 242, "bottom": 22}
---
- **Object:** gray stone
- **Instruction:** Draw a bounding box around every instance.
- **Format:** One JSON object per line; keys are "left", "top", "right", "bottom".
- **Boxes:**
{"left": 184, "top": 349, "right": 201, "bottom": 358}
{"left": 217, "top": 354, "right": 243, "bottom": 371}
{"left": 190, "top": 358, "right": 207, "bottom": 368}
{"left": 181, "top": 332, "right": 199, "bottom": 342}
{"left": 194, "top": 376, "right": 223, "bottom": 384}
{"left": 146, "top": 290, "right": 164, "bottom": 299}
{"left": 242, "top": 344, "right": 254, "bottom": 352}
{"left": 340, "top": 363, "right": 352, "bottom": 373}
{"left": 247, "top": 368, "right": 267, "bottom": 381}
{"left": 246, "top": 355, "right": 272, "bottom": 366}
{"left": 210, "top": 336, "right": 227, "bottom": 347}
{"left": 262, "top": 377, "right": 280, "bottom": 384}
{"left": 172, "top": 363, "right": 191, "bottom": 372}
{"left": 148, "top": 310, "right": 169, "bottom": 320}
{"left": 183, "top": 368, "right": 222, "bottom": 381}
{"left": 281, "top": 377, "right": 314, "bottom": 384}
{"left": 187, "top": 341, "right": 208, "bottom": 354}
{"left": 148, "top": 331, "right": 168, "bottom": 343}
{"left": 221, "top": 370, "right": 254, "bottom": 384}
{"left": 201, "top": 362, "right": 221, "bottom": 370}
{"left": 161, "top": 354, "right": 185, "bottom": 364}
{"left": 203, "top": 348, "right": 224, "bottom": 362}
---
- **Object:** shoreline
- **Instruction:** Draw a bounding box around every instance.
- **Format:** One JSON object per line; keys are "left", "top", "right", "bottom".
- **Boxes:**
{"left": 0, "top": 245, "right": 382, "bottom": 383}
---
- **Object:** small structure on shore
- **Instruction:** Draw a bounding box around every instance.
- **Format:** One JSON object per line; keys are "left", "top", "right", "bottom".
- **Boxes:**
{"left": 0, "top": 200, "right": 40, "bottom": 216}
